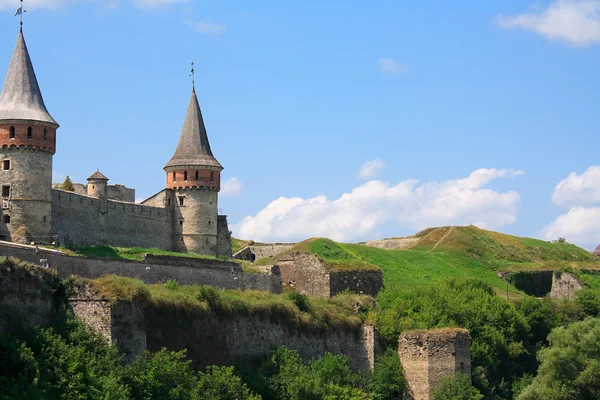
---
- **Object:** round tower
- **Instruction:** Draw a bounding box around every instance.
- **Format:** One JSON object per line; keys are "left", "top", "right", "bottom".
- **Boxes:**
{"left": 87, "top": 170, "right": 109, "bottom": 200}
{"left": 165, "top": 86, "right": 222, "bottom": 255}
{"left": 0, "top": 28, "right": 59, "bottom": 244}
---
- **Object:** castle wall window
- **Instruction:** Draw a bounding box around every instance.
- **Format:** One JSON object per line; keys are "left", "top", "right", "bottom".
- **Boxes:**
{"left": 9, "top": 126, "right": 15, "bottom": 139}
{"left": 2, "top": 160, "right": 10, "bottom": 171}
{"left": 1, "top": 185, "right": 10, "bottom": 198}
{"left": 195, "top": 171, "right": 199, "bottom": 181}
{"left": 184, "top": 171, "right": 188, "bottom": 181}
{"left": 210, "top": 171, "right": 214, "bottom": 182}
{"left": 208, "top": 220, "right": 211, "bottom": 226}
{"left": 3, "top": 215, "right": 10, "bottom": 224}
{"left": 172, "top": 171, "right": 176, "bottom": 182}
{"left": 43, "top": 128, "right": 47, "bottom": 141}
{"left": 179, "top": 197, "right": 184, "bottom": 206}
{"left": 27, "top": 126, "right": 32, "bottom": 139}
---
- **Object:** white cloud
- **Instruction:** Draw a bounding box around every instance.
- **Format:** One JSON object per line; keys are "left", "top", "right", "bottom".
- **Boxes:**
{"left": 378, "top": 58, "right": 408, "bottom": 74}
{"left": 232, "top": 168, "right": 524, "bottom": 242}
{"left": 357, "top": 159, "right": 385, "bottom": 180}
{"left": 540, "top": 206, "right": 600, "bottom": 248}
{"left": 0, "top": 0, "right": 189, "bottom": 11}
{"left": 552, "top": 166, "right": 600, "bottom": 206}
{"left": 221, "top": 177, "right": 243, "bottom": 197}
{"left": 496, "top": 0, "right": 600, "bottom": 46}
{"left": 184, "top": 19, "right": 226, "bottom": 35}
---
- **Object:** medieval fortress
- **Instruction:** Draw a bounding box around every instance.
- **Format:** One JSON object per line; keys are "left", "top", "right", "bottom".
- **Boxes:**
{"left": 0, "top": 27, "right": 231, "bottom": 258}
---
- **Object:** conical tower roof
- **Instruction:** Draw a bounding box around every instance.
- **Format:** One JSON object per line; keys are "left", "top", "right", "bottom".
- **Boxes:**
{"left": 87, "top": 170, "right": 109, "bottom": 181}
{"left": 0, "top": 30, "right": 58, "bottom": 126}
{"left": 165, "top": 88, "right": 222, "bottom": 170}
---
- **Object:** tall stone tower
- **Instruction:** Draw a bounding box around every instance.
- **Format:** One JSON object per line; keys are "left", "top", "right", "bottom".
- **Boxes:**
{"left": 165, "top": 86, "right": 222, "bottom": 255}
{"left": 0, "top": 28, "right": 58, "bottom": 244}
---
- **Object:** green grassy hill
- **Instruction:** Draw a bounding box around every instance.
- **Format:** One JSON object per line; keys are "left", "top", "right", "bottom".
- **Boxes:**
{"left": 270, "top": 226, "right": 600, "bottom": 295}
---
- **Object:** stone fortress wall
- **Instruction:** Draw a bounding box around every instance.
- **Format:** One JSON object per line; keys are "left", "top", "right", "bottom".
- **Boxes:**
{"left": 55, "top": 182, "right": 135, "bottom": 203}
{"left": 0, "top": 240, "right": 281, "bottom": 293}
{"left": 51, "top": 188, "right": 173, "bottom": 250}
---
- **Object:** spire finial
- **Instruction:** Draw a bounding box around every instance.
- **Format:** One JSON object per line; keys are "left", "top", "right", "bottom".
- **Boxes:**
{"left": 14, "top": 0, "right": 26, "bottom": 30}
{"left": 189, "top": 61, "right": 195, "bottom": 91}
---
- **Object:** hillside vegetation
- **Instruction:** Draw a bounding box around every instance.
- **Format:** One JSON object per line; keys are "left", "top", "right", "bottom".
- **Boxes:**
{"left": 274, "top": 226, "right": 600, "bottom": 294}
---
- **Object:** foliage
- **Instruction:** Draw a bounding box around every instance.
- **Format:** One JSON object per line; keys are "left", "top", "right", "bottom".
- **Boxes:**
{"left": 432, "top": 373, "right": 483, "bottom": 400}
{"left": 518, "top": 318, "right": 600, "bottom": 400}
{"left": 575, "top": 289, "right": 600, "bottom": 317}
{"left": 371, "top": 348, "right": 406, "bottom": 400}
{"left": 60, "top": 245, "right": 224, "bottom": 262}
{"left": 198, "top": 366, "right": 261, "bottom": 400}
{"left": 165, "top": 279, "right": 179, "bottom": 291}
{"left": 61, "top": 176, "right": 74, "bottom": 191}
{"left": 259, "top": 347, "right": 370, "bottom": 400}
{"left": 376, "top": 279, "right": 532, "bottom": 398}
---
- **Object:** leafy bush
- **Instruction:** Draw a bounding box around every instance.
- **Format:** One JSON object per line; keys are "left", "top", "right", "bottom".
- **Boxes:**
{"left": 371, "top": 348, "right": 406, "bottom": 400}
{"left": 165, "top": 279, "right": 179, "bottom": 291}
{"left": 432, "top": 373, "right": 483, "bottom": 400}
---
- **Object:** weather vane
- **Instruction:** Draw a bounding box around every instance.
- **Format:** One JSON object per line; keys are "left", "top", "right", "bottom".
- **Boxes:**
{"left": 14, "top": 0, "right": 26, "bottom": 29}
{"left": 189, "top": 62, "right": 195, "bottom": 88}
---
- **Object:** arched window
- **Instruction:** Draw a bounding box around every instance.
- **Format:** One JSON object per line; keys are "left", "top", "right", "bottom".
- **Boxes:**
{"left": 43, "top": 128, "right": 48, "bottom": 141}
{"left": 184, "top": 171, "right": 188, "bottom": 181}
{"left": 210, "top": 171, "right": 214, "bottom": 182}
{"left": 172, "top": 171, "right": 176, "bottom": 182}
{"left": 195, "top": 171, "right": 199, "bottom": 181}
{"left": 27, "top": 126, "right": 32, "bottom": 139}
{"left": 9, "top": 126, "right": 15, "bottom": 139}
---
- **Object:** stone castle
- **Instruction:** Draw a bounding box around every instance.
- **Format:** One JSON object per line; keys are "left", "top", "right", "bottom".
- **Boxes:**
{"left": 0, "top": 27, "right": 231, "bottom": 257}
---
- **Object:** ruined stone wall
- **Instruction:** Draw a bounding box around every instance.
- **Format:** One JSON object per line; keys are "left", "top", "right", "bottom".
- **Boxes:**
{"left": 278, "top": 253, "right": 331, "bottom": 297}
{"left": 0, "top": 241, "right": 282, "bottom": 293}
{"left": 330, "top": 270, "right": 383, "bottom": 297}
{"left": 68, "top": 286, "right": 146, "bottom": 363}
{"left": 146, "top": 308, "right": 379, "bottom": 371}
{"left": 51, "top": 189, "right": 173, "bottom": 250}
{"left": 551, "top": 272, "right": 583, "bottom": 299}
{"left": 365, "top": 238, "right": 420, "bottom": 250}
{"left": 106, "top": 184, "right": 135, "bottom": 203}
{"left": 398, "top": 328, "right": 471, "bottom": 400}
{"left": 0, "top": 260, "right": 58, "bottom": 333}
{"left": 216, "top": 215, "right": 232, "bottom": 258}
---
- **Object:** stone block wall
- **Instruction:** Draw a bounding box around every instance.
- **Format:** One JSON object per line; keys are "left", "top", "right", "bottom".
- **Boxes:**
{"left": 0, "top": 260, "right": 58, "bottom": 333}
{"left": 278, "top": 252, "right": 383, "bottom": 298}
{"left": 398, "top": 328, "right": 471, "bottom": 400}
{"left": 0, "top": 241, "right": 282, "bottom": 293}
{"left": 550, "top": 272, "right": 583, "bottom": 299}
{"left": 216, "top": 215, "right": 232, "bottom": 258}
{"left": 52, "top": 189, "right": 172, "bottom": 250}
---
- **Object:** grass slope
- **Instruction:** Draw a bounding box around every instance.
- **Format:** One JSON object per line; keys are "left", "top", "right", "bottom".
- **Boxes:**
{"left": 286, "top": 226, "right": 600, "bottom": 295}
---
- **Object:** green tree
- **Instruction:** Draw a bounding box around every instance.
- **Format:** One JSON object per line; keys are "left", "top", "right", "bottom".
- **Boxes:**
{"left": 432, "top": 373, "right": 483, "bottom": 400}
{"left": 197, "top": 366, "right": 261, "bottom": 400}
{"left": 518, "top": 318, "right": 600, "bottom": 400}
{"left": 62, "top": 175, "right": 74, "bottom": 191}
{"left": 371, "top": 348, "right": 406, "bottom": 400}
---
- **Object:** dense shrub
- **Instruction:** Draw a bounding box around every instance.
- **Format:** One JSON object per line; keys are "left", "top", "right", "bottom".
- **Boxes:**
{"left": 432, "top": 373, "right": 483, "bottom": 400}
{"left": 371, "top": 348, "right": 406, "bottom": 400}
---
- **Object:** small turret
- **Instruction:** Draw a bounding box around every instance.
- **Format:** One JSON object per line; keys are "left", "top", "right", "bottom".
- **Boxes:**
{"left": 87, "top": 170, "right": 108, "bottom": 200}
{"left": 165, "top": 86, "right": 222, "bottom": 255}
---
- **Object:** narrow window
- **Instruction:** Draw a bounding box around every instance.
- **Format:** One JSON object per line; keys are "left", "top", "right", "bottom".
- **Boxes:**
{"left": 27, "top": 126, "right": 32, "bottom": 139}
{"left": 179, "top": 197, "right": 184, "bottom": 206}
{"left": 184, "top": 171, "right": 188, "bottom": 181}
{"left": 92, "top": 185, "right": 95, "bottom": 189}
{"left": 179, "top": 220, "right": 183, "bottom": 228}
{"left": 3, "top": 160, "right": 10, "bottom": 170}
{"left": 208, "top": 220, "right": 211, "bottom": 226}
{"left": 3, "top": 215, "right": 10, "bottom": 224}
{"left": 9, "top": 126, "right": 15, "bottom": 139}
{"left": 172, "top": 171, "right": 176, "bottom": 182}
{"left": 210, "top": 171, "right": 214, "bottom": 182}
{"left": 195, "top": 170, "right": 199, "bottom": 181}
{"left": 43, "top": 216, "right": 46, "bottom": 223}
{"left": 167, "top": 197, "right": 171, "bottom": 206}
{"left": 43, "top": 128, "right": 48, "bottom": 141}
{"left": 1, "top": 186, "right": 9, "bottom": 197}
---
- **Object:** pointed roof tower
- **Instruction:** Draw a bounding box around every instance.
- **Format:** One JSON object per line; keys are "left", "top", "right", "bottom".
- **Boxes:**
{"left": 0, "top": 29, "right": 58, "bottom": 126}
{"left": 165, "top": 87, "right": 222, "bottom": 170}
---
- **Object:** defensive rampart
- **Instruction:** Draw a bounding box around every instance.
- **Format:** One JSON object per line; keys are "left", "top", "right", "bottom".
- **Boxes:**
{"left": 51, "top": 189, "right": 172, "bottom": 250}
{"left": 0, "top": 241, "right": 282, "bottom": 293}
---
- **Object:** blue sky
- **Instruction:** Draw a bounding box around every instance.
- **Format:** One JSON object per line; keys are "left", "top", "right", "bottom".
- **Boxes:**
{"left": 1, "top": 0, "right": 599, "bottom": 248}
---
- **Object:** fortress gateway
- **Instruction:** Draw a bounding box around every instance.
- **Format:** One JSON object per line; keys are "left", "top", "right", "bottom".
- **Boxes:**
{"left": 0, "top": 27, "right": 231, "bottom": 257}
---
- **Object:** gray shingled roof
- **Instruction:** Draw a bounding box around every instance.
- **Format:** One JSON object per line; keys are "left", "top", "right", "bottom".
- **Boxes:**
{"left": 0, "top": 30, "right": 58, "bottom": 126}
{"left": 165, "top": 88, "right": 222, "bottom": 170}
{"left": 87, "top": 170, "right": 109, "bottom": 181}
